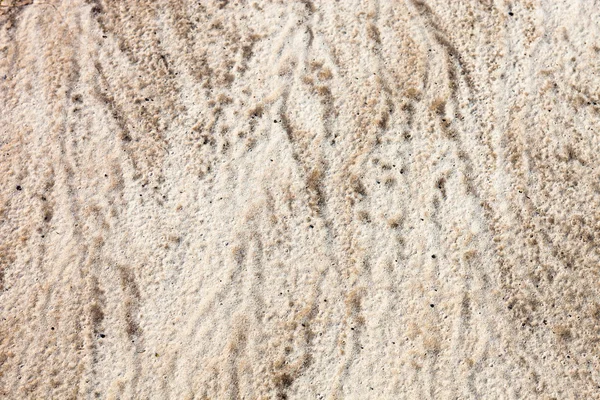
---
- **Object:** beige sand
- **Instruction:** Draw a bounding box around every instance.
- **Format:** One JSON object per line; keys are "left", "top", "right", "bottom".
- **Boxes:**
{"left": 1, "top": 0, "right": 600, "bottom": 398}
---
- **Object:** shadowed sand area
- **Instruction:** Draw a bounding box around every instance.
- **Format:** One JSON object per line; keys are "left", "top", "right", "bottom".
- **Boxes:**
{"left": 1, "top": 0, "right": 600, "bottom": 398}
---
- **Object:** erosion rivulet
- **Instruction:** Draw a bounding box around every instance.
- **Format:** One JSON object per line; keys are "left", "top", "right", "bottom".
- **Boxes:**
{"left": 1, "top": 1, "right": 600, "bottom": 398}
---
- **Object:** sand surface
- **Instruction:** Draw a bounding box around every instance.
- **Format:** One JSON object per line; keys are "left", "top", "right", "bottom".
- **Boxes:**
{"left": 1, "top": 0, "right": 600, "bottom": 398}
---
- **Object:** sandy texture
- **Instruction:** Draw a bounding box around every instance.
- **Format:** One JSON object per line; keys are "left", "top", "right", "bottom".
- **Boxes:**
{"left": 1, "top": 0, "right": 600, "bottom": 398}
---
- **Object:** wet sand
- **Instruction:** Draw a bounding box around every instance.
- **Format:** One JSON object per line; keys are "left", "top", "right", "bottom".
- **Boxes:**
{"left": 1, "top": 0, "right": 600, "bottom": 398}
